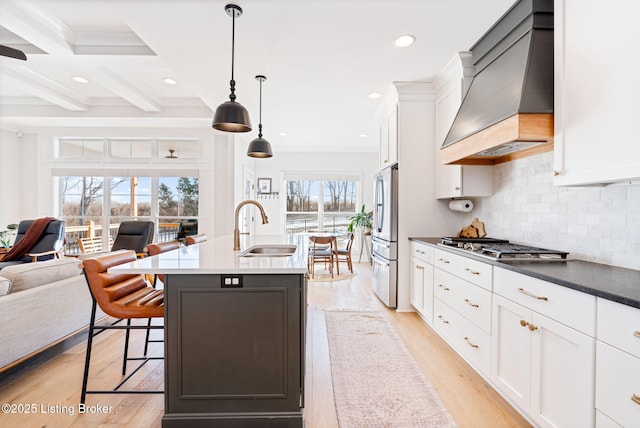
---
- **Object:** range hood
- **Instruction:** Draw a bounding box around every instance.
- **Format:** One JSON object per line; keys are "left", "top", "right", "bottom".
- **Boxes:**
{"left": 441, "top": 0, "right": 553, "bottom": 165}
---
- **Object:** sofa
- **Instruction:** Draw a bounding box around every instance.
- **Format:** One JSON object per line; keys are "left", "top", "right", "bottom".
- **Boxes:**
{"left": 0, "top": 257, "right": 104, "bottom": 372}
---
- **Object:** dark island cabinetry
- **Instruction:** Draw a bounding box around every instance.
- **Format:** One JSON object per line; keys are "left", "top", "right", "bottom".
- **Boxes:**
{"left": 162, "top": 273, "right": 306, "bottom": 428}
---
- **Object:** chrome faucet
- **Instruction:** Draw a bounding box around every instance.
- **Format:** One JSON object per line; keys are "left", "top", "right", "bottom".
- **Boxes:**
{"left": 234, "top": 199, "right": 269, "bottom": 251}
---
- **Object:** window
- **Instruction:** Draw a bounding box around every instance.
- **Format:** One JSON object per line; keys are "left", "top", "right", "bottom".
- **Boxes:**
{"left": 59, "top": 175, "right": 199, "bottom": 254}
{"left": 58, "top": 139, "right": 104, "bottom": 159}
{"left": 158, "top": 177, "right": 199, "bottom": 217}
{"left": 60, "top": 176, "right": 104, "bottom": 227}
{"left": 285, "top": 177, "right": 358, "bottom": 234}
{"left": 109, "top": 139, "right": 153, "bottom": 159}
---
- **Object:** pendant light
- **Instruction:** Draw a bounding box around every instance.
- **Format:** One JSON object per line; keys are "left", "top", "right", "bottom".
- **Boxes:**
{"left": 212, "top": 4, "right": 252, "bottom": 133}
{"left": 247, "top": 75, "right": 273, "bottom": 158}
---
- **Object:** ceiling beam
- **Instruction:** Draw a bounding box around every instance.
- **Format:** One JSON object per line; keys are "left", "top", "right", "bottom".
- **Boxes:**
{"left": 0, "top": 66, "right": 88, "bottom": 111}
{"left": 0, "top": 0, "right": 74, "bottom": 56}
{"left": 97, "top": 67, "right": 162, "bottom": 112}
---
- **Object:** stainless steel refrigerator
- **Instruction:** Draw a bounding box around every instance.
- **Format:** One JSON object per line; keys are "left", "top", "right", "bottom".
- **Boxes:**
{"left": 371, "top": 163, "right": 398, "bottom": 308}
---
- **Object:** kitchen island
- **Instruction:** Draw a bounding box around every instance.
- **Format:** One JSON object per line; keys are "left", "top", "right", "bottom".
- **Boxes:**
{"left": 109, "top": 234, "right": 308, "bottom": 428}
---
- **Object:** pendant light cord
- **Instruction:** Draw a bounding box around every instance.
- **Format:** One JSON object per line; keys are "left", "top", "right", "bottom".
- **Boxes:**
{"left": 258, "top": 78, "right": 263, "bottom": 137}
{"left": 229, "top": 9, "right": 236, "bottom": 101}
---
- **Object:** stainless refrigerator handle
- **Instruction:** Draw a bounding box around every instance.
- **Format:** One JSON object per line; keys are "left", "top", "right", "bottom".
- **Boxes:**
{"left": 371, "top": 253, "right": 390, "bottom": 267}
{"left": 371, "top": 237, "right": 390, "bottom": 248}
{"left": 375, "top": 176, "right": 384, "bottom": 233}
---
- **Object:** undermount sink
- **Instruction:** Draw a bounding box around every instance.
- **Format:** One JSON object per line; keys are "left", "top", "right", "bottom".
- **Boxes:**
{"left": 238, "top": 244, "right": 297, "bottom": 257}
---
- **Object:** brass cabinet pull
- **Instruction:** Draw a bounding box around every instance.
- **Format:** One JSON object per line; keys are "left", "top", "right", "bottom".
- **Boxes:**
{"left": 464, "top": 299, "right": 479, "bottom": 308}
{"left": 415, "top": 249, "right": 425, "bottom": 254}
{"left": 438, "top": 284, "right": 450, "bottom": 291}
{"left": 437, "top": 315, "right": 449, "bottom": 324}
{"left": 464, "top": 337, "right": 479, "bottom": 349}
{"left": 634, "top": 330, "right": 640, "bottom": 339}
{"left": 518, "top": 288, "right": 548, "bottom": 301}
{"left": 553, "top": 170, "right": 560, "bottom": 176}
{"left": 519, "top": 320, "right": 537, "bottom": 331}
{"left": 632, "top": 394, "right": 640, "bottom": 405}
{"left": 465, "top": 268, "right": 481, "bottom": 275}
{"left": 416, "top": 265, "right": 424, "bottom": 271}
{"left": 438, "top": 258, "right": 450, "bottom": 264}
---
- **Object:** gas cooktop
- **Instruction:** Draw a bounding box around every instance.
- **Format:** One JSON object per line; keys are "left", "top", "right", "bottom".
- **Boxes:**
{"left": 438, "top": 237, "right": 569, "bottom": 262}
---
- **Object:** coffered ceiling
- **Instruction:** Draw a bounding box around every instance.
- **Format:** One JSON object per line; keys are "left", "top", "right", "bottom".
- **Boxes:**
{"left": 0, "top": 0, "right": 514, "bottom": 152}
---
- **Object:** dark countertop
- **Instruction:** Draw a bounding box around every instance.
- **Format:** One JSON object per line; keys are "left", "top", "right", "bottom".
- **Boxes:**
{"left": 410, "top": 237, "right": 640, "bottom": 310}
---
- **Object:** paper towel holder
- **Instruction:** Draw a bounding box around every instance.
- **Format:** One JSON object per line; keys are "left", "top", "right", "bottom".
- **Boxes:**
{"left": 449, "top": 199, "right": 474, "bottom": 212}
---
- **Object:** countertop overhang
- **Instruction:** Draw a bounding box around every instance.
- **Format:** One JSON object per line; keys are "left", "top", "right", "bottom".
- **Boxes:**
{"left": 411, "top": 237, "right": 640, "bottom": 309}
{"left": 109, "top": 234, "right": 308, "bottom": 275}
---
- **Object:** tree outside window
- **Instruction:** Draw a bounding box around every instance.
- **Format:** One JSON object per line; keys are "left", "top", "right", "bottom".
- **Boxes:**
{"left": 158, "top": 177, "right": 199, "bottom": 217}
{"left": 285, "top": 179, "right": 357, "bottom": 234}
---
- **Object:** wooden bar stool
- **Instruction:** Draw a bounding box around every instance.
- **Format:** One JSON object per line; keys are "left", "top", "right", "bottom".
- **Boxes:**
{"left": 185, "top": 233, "right": 207, "bottom": 245}
{"left": 145, "top": 240, "right": 181, "bottom": 287}
{"left": 80, "top": 250, "right": 164, "bottom": 404}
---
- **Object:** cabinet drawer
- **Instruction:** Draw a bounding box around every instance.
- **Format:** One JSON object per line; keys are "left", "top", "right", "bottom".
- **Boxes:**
{"left": 595, "top": 410, "right": 624, "bottom": 428}
{"left": 597, "top": 298, "right": 640, "bottom": 359}
{"left": 410, "top": 241, "right": 433, "bottom": 264}
{"left": 433, "top": 298, "right": 491, "bottom": 377}
{"left": 494, "top": 267, "right": 596, "bottom": 337}
{"left": 596, "top": 342, "right": 640, "bottom": 428}
{"left": 433, "top": 248, "right": 492, "bottom": 290}
{"left": 434, "top": 268, "right": 492, "bottom": 333}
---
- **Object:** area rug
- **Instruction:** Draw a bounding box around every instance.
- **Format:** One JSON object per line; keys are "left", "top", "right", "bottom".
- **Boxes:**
{"left": 308, "top": 268, "right": 356, "bottom": 282}
{"left": 324, "top": 310, "right": 457, "bottom": 428}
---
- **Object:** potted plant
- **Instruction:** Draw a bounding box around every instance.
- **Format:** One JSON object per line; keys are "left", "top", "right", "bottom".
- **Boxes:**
{"left": 0, "top": 223, "right": 18, "bottom": 249}
{"left": 347, "top": 205, "right": 373, "bottom": 234}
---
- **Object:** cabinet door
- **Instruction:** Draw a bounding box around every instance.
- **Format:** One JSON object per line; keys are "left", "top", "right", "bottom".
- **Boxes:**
{"left": 421, "top": 262, "right": 434, "bottom": 325}
{"left": 387, "top": 106, "right": 398, "bottom": 165}
{"left": 379, "top": 105, "right": 397, "bottom": 168}
{"left": 410, "top": 258, "right": 424, "bottom": 314}
{"left": 410, "top": 258, "right": 433, "bottom": 324}
{"left": 554, "top": 0, "right": 640, "bottom": 185}
{"left": 379, "top": 120, "right": 389, "bottom": 168}
{"left": 435, "top": 82, "right": 463, "bottom": 198}
{"left": 530, "top": 312, "right": 595, "bottom": 428}
{"left": 491, "top": 295, "right": 532, "bottom": 412}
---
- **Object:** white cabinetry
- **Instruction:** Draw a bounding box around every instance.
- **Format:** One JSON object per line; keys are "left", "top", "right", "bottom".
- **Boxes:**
{"left": 595, "top": 298, "right": 640, "bottom": 427}
{"left": 432, "top": 248, "right": 492, "bottom": 377}
{"left": 410, "top": 241, "right": 434, "bottom": 324}
{"left": 492, "top": 268, "right": 596, "bottom": 428}
{"left": 434, "top": 53, "right": 492, "bottom": 198}
{"left": 554, "top": 0, "right": 640, "bottom": 185}
{"left": 379, "top": 104, "right": 398, "bottom": 169}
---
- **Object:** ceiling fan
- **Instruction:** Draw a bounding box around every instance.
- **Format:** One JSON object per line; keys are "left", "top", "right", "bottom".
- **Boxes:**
{"left": 165, "top": 149, "right": 178, "bottom": 159}
{"left": 0, "top": 45, "right": 27, "bottom": 60}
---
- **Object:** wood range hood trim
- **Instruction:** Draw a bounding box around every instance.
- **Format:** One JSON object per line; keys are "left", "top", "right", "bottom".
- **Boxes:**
{"left": 440, "top": 113, "right": 554, "bottom": 165}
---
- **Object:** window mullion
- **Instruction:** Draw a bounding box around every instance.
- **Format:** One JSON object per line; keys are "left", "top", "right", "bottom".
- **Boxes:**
{"left": 318, "top": 180, "right": 324, "bottom": 230}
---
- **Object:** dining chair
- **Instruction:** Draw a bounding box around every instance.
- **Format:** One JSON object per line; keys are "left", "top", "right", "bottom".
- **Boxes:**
{"left": 335, "top": 232, "right": 355, "bottom": 273}
{"left": 308, "top": 235, "right": 338, "bottom": 278}
{"left": 80, "top": 250, "right": 164, "bottom": 404}
{"left": 78, "top": 235, "right": 114, "bottom": 254}
{"left": 111, "top": 221, "right": 155, "bottom": 258}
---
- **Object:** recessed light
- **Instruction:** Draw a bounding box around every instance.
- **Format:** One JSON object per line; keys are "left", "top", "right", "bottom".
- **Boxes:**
{"left": 394, "top": 34, "right": 416, "bottom": 48}
{"left": 279, "top": 132, "right": 287, "bottom": 137}
{"left": 163, "top": 78, "right": 177, "bottom": 85}
{"left": 368, "top": 92, "right": 382, "bottom": 99}
{"left": 360, "top": 134, "right": 368, "bottom": 138}
{"left": 71, "top": 76, "right": 89, "bottom": 83}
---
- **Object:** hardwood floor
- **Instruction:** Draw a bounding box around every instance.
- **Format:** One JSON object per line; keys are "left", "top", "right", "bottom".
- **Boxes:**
{"left": 0, "top": 263, "right": 531, "bottom": 427}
